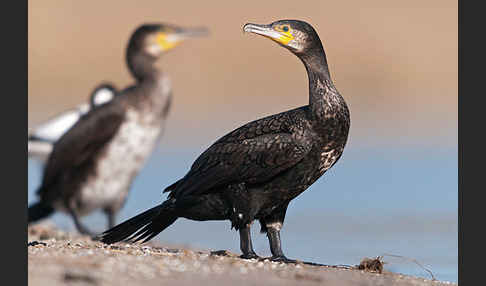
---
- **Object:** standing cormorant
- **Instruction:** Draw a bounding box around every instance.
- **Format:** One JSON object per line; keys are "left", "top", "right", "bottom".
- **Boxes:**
{"left": 28, "top": 23, "right": 208, "bottom": 235}
{"left": 100, "top": 20, "right": 350, "bottom": 262}
{"left": 28, "top": 83, "right": 118, "bottom": 161}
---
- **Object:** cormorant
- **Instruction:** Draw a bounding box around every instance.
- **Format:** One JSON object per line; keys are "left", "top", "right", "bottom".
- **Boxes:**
{"left": 100, "top": 20, "right": 350, "bottom": 262}
{"left": 28, "top": 23, "right": 208, "bottom": 235}
{"left": 28, "top": 83, "right": 118, "bottom": 161}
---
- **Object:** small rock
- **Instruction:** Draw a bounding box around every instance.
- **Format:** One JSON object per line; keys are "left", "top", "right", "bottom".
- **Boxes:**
{"left": 357, "top": 256, "right": 384, "bottom": 273}
{"left": 28, "top": 241, "right": 47, "bottom": 247}
{"left": 63, "top": 271, "right": 98, "bottom": 285}
{"left": 210, "top": 250, "right": 237, "bottom": 257}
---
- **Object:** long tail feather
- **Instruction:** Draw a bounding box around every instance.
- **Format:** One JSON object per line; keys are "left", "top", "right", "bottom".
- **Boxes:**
{"left": 99, "top": 201, "right": 177, "bottom": 244}
{"left": 28, "top": 202, "right": 54, "bottom": 223}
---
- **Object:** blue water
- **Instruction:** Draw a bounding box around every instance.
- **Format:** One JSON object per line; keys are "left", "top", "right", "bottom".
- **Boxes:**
{"left": 28, "top": 145, "right": 457, "bottom": 283}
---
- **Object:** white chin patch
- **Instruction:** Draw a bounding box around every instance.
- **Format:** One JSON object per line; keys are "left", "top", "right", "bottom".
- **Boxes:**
{"left": 93, "top": 89, "right": 115, "bottom": 106}
{"left": 287, "top": 40, "right": 302, "bottom": 52}
{"left": 146, "top": 44, "right": 162, "bottom": 56}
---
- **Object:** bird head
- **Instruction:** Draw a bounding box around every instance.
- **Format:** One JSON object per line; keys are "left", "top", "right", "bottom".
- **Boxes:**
{"left": 243, "top": 20, "right": 322, "bottom": 56}
{"left": 129, "top": 23, "right": 209, "bottom": 58}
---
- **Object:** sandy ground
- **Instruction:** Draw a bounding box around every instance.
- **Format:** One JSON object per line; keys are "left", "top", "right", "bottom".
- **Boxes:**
{"left": 27, "top": 224, "right": 455, "bottom": 286}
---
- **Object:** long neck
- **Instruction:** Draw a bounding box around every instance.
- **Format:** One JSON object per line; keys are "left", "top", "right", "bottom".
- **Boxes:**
{"left": 299, "top": 45, "right": 340, "bottom": 121}
{"left": 126, "top": 48, "right": 160, "bottom": 83}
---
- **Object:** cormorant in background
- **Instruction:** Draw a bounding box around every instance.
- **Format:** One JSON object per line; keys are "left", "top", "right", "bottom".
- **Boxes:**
{"left": 101, "top": 20, "right": 350, "bottom": 262}
{"left": 28, "top": 23, "right": 208, "bottom": 235}
{"left": 28, "top": 83, "right": 118, "bottom": 161}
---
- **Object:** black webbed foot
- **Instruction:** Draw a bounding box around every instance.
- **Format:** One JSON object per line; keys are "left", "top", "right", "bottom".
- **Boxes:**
{"left": 240, "top": 252, "right": 261, "bottom": 260}
{"left": 90, "top": 234, "right": 102, "bottom": 241}
{"left": 269, "top": 255, "right": 297, "bottom": 263}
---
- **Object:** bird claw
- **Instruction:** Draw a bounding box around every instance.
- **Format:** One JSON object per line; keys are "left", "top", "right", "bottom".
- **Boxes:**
{"left": 240, "top": 252, "right": 260, "bottom": 260}
{"left": 269, "top": 255, "right": 297, "bottom": 264}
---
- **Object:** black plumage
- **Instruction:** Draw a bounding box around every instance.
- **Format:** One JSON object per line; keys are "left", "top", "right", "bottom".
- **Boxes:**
{"left": 101, "top": 20, "right": 350, "bottom": 262}
{"left": 28, "top": 23, "right": 208, "bottom": 235}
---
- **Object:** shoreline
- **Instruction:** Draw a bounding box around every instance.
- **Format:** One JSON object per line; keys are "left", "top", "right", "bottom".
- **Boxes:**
{"left": 28, "top": 224, "right": 456, "bottom": 286}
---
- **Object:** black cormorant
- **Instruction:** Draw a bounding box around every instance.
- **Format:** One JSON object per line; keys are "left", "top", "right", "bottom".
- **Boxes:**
{"left": 28, "top": 23, "right": 208, "bottom": 235}
{"left": 28, "top": 83, "right": 118, "bottom": 161}
{"left": 100, "top": 20, "right": 350, "bottom": 262}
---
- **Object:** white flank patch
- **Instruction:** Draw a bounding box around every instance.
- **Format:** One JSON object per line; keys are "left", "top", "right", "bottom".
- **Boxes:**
{"left": 266, "top": 222, "right": 283, "bottom": 231}
{"left": 28, "top": 141, "right": 53, "bottom": 160}
{"left": 92, "top": 88, "right": 115, "bottom": 106}
{"left": 29, "top": 103, "right": 92, "bottom": 145}
{"left": 30, "top": 110, "right": 81, "bottom": 142}
{"left": 319, "top": 149, "right": 337, "bottom": 174}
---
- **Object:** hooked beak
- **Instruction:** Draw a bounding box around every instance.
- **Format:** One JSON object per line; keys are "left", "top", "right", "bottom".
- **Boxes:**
{"left": 171, "top": 26, "right": 210, "bottom": 41}
{"left": 243, "top": 23, "right": 293, "bottom": 46}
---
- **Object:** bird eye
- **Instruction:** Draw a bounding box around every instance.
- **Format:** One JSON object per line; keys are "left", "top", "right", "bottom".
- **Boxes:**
{"left": 282, "top": 26, "right": 289, "bottom": 32}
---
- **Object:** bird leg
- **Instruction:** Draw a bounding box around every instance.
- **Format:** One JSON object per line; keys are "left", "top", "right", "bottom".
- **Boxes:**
{"left": 239, "top": 224, "right": 260, "bottom": 259}
{"left": 67, "top": 207, "right": 96, "bottom": 236}
{"left": 259, "top": 202, "right": 294, "bottom": 262}
{"left": 103, "top": 208, "right": 117, "bottom": 229}
{"left": 225, "top": 183, "right": 259, "bottom": 259}
{"left": 266, "top": 223, "right": 296, "bottom": 263}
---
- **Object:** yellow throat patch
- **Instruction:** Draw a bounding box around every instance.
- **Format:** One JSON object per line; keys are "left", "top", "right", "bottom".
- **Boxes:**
{"left": 156, "top": 32, "right": 180, "bottom": 51}
{"left": 273, "top": 25, "right": 294, "bottom": 46}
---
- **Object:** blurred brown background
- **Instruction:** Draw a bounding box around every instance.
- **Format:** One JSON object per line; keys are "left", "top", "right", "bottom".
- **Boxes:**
{"left": 28, "top": 2, "right": 458, "bottom": 281}
{"left": 28, "top": 0, "right": 457, "bottom": 149}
